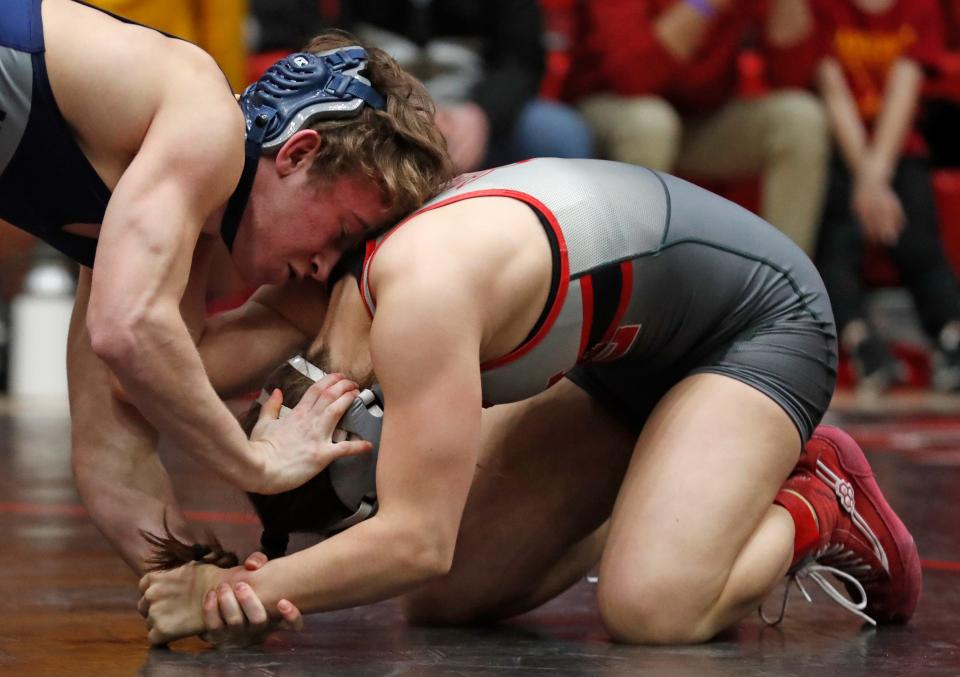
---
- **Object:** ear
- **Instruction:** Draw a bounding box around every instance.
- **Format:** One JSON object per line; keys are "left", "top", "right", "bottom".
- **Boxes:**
{"left": 274, "top": 129, "right": 322, "bottom": 176}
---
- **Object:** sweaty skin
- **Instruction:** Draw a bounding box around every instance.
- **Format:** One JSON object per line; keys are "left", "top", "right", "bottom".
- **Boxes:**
{"left": 141, "top": 161, "right": 825, "bottom": 646}
{"left": 139, "top": 195, "right": 555, "bottom": 644}
{"left": 39, "top": 0, "right": 390, "bottom": 573}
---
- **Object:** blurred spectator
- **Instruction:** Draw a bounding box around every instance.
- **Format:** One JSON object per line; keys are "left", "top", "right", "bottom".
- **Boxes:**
{"left": 252, "top": 0, "right": 595, "bottom": 172}
{"left": 919, "top": 0, "right": 960, "bottom": 167}
{"left": 92, "top": 1, "right": 249, "bottom": 91}
{"left": 814, "top": 0, "right": 960, "bottom": 392}
{"left": 561, "top": 0, "right": 827, "bottom": 255}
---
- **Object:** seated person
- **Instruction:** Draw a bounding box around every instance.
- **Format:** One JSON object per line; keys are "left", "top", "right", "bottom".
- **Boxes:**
{"left": 139, "top": 158, "right": 920, "bottom": 646}
{"left": 814, "top": 0, "right": 960, "bottom": 392}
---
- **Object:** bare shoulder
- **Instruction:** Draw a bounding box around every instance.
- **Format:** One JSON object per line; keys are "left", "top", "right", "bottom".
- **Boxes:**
{"left": 370, "top": 197, "right": 545, "bottom": 293}
{"left": 42, "top": 0, "right": 241, "bottom": 169}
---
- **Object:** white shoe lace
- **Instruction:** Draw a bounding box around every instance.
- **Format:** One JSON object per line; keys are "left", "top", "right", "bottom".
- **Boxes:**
{"left": 760, "top": 552, "right": 877, "bottom": 627}
{"left": 760, "top": 456, "right": 889, "bottom": 627}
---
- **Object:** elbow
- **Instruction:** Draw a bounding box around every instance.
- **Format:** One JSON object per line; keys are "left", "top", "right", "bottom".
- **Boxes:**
{"left": 392, "top": 527, "right": 456, "bottom": 582}
{"left": 86, "top": 303, "right": 154, "bottom": 367}
{"left": 88, "top": 317, "right": 138, "bottom": 365}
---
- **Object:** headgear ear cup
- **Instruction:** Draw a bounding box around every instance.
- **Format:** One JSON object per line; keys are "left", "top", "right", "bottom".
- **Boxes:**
{"left": 252, "top": 355, "right": 383, "bottom": 552}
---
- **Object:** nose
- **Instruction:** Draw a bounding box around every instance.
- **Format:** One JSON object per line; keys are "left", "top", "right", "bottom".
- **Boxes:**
{"left": 310, "top": 252, "right": 336, "bottom": 282}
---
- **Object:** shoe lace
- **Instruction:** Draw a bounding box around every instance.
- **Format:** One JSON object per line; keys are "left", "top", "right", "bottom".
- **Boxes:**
{"left": 759, "top": 551, "right": 878, "bottom": 627}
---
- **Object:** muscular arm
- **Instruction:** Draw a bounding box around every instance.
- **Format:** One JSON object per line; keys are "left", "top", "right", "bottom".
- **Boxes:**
{"left": 654, "top": 0, "right": 727, "bottom": 62}
{"left": 70, "top": 268, "right": 194, "bottom": 575}
{"left": 199, "top": 281, "right": 328, "bottom": 398}
{"left": 86, "top": 64, "right": 266, "bottom": 490}
{"left": 765, "top": 0, "right": 814, "bottom": 48}
{"left": 862, "top": 58, "right": 923, "bottom": 180}
{"left": 240, "top": 259, "right": 484, "bottom": 614}
{"left": 817, "top": 56, "right": 869, "bottom": 173}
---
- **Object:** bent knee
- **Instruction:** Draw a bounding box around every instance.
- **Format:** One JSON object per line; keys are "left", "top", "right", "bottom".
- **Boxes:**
{"left": 581, "top": 95, "right": 681, "bottom": 169}
{"left": 596, "top": 573, "right": 721, "bottom": 645}
{"left": 764, "top": 90, "right": 828, "bottom": 154}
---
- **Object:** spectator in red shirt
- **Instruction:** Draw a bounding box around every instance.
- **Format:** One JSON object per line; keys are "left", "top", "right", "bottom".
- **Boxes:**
{"left": 815, "top": 0, "right": 960, "bottom": 392}
{"left": 561, "top": 0, "right": 827, "bottom": 255}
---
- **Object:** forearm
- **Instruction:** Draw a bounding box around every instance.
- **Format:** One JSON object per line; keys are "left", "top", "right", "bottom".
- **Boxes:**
{"left": 766, "top": 0, "right": 813, "bottom": 48}
{"left": 199, "top": 304, "right": 308, "bottom": 398}
{"left": 68, "top": 287, "right": 194, "bottom": 575}
{"left": 243, "top": 516, "right": 447, "bottom": 615}
{"left": 654, "top": 0, "right": 722, "bottom": 62}
{"left": 818, "top": 58, "right": 868, "bottom": 172}
{"left": 73, "top": 431, "right": 192, "bottom": 576}
{"left": 100, "top": 305, "right": 259, "bottom": 490}
{"left": 865, "top": 59, "right": 922, "bottom": 179}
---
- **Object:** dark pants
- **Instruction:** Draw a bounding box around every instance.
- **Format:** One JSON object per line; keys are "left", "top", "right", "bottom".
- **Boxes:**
{"left": 921, "top": 99, "right": 960, "bottom": 169}
{"left": 816, "top": 154, "right": 960, "bottom": 339}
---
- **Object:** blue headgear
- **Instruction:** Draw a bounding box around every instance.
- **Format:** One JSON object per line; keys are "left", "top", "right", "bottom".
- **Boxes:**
{"left": 220, "top": 47, "right": 387, "bottom": 251}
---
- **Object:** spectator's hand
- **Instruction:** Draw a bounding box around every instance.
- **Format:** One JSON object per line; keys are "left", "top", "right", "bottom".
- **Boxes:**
{"left": 435, "top": 102, "right": 490, "bottom": 173}
{"left": 249, "top": 375, "right": 372, "bottom": 494}
{"left": 199, "top": 552, "right": 303, "bottom": 648}
{"left": 852, "top": 174, "right": 905, "bottom": 247}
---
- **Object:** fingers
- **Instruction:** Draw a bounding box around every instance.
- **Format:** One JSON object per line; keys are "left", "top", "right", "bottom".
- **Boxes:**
{"left": 234, "top": 582, "right": 269, "bottom": 629}
{"left": 138, "top": 595, "right": 149, "bottom": 618}
{"left": 139, "top": 573, "right": 153, "bottom": 594}
{"left": 316, "top": 388, "right": 361, "bottom": 429}
{"left": 147, "top": 628, "right": 170, "bottom": 647}
{"left": 216, "top": 583, "right": 245, "bottom": 628}
{"left": 331, "top": 438, "right": 373, "bottom": 459}
{"left": 258, "top": 389, "right": 284, "bottom": 422}
{"left": 295, "top": 373, "right": 349, "bottom": 410}
{"left": 300, "top": 378, "right": 359, "bottom": 418}
{"left": 277, "top": 599, "right": 304, "bottom": 632}
{"left": 201, "top": 589, "right": 226, "bottom": 644}
{"left": 244, "top": 551, "right": 269, "bottom": 571}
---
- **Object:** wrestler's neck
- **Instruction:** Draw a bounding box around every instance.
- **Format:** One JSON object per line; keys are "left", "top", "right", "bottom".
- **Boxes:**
{"left": 307, "top": 274, "right": 375, "bottom": 389}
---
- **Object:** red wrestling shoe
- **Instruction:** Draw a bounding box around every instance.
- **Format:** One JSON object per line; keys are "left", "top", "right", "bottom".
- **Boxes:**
{"left": 767, "top": 425, "right": 921, "bottom": 626}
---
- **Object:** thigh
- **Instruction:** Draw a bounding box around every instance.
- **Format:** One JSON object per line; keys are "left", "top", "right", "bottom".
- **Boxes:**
{"left": 597, "top": 373, "right": 801, "bottom": 623}
{"left": 677, "top": 90, "right": 822, "bottom": 178}
{"left": 401, "top": 378, "right": 636, "bottom": 624}
{"left": 578, "top": 94, "right": 680, "bottom": 170}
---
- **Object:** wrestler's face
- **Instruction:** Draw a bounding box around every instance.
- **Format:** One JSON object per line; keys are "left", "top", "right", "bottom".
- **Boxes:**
{"left": 231, "top": 134, "right": 394, "bottom": 287}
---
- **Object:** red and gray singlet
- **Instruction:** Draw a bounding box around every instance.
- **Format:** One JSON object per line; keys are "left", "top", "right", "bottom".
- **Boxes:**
{"left": 358, "top": 158, "right": 836, "bottom": 437}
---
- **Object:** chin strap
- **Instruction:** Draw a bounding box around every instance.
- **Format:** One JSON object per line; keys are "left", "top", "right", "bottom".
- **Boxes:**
{"left": 220, "top": 107, "right": 274, "bottom": 252}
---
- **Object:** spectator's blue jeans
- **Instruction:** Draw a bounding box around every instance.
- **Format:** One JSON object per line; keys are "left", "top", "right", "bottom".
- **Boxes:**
{"left": 487, "top": 99, "right": 595, "bottom": 166}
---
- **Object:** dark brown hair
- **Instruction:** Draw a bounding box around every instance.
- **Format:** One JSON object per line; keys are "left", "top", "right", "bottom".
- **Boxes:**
{"left": 142, "top": 362, "right": 348, "bottom": 571}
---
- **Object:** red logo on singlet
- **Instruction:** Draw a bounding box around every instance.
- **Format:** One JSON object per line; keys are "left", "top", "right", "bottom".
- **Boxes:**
{"left": 584, "top": 324, "right": 642, "bottom": 363}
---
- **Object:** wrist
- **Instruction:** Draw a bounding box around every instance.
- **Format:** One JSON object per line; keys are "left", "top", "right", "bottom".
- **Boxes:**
{"left": 239, "top": 565, "right": 284, "bottom": 620}
{"left": 237, "top": 440, "right": 267, "bottom": 493}
{"left": 856, "top": 152, "right": 891, "bottom": 184}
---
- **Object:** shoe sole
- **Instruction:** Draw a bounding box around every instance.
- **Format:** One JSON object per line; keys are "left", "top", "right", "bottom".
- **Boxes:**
{"left": 810, "top": 425, "right": 922, "bottom": 623}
